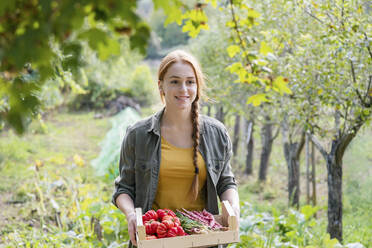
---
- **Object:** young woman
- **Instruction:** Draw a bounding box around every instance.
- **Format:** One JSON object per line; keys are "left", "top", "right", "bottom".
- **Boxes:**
{"left": 112, "top": 50, "right": 240, "bottom": 247}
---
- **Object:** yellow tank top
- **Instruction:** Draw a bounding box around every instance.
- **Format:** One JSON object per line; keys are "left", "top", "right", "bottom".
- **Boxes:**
{"left": 152, "top": 136, "right": 207, "bottom": 211}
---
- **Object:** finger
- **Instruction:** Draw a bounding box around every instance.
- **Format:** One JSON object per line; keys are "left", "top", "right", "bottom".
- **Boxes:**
{"left": 131, "top": 222, "right": 138, "bottom": 246}
{"left": 130, "top": 231, "right": 137, "bottom": 246}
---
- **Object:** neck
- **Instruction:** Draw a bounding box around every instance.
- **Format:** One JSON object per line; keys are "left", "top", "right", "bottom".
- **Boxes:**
{"left": 162, "top": 106, "right": 193, "bottom": 129}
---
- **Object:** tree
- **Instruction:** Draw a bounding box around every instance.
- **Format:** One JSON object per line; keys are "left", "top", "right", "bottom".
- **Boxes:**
{"left": 263, "top": 0, "right": 371, "bottom": 240}
{"left": 0, "top": 0, "right": 185, "bottom": 134}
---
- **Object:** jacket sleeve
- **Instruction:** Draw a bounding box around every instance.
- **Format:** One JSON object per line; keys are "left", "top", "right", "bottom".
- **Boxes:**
{"left": 112, "top": 126, "right": 136, "bottom": 207}
{"left": 216, "top": 129, "right": 237, "bottom": 197}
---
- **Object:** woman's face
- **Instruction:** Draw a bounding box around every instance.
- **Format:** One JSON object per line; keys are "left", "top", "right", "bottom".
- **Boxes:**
{"left": 159, "top": 61, "right": 198, "bottom": 110}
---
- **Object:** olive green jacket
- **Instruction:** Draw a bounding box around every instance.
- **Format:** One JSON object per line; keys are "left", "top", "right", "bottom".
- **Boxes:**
{"left": 112, "top": 107, "right": 237, "bottom": 247}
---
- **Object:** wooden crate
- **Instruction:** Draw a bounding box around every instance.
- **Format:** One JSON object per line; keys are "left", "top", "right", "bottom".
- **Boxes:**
{"left": 135, "top": 201, "right": 239, "bottom": 248}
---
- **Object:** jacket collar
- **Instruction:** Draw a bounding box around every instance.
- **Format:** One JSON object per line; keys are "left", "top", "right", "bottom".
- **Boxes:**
{"left": 147, "top": 107, "right": 204, "bottom": 135}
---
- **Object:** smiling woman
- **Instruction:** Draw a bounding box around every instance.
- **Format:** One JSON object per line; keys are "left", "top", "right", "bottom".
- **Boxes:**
{"left": 112, "top": 50, "right": 240, "bottom": 248}
{"left": 159, "top": 62, "right": 197, "bottom": 111}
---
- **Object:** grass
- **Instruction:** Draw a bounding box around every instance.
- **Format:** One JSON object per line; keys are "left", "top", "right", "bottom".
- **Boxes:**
{"left": 0, "top": 108, "right": 371, "bottom": 247}
{"left": 0, "top": 109, "right": 112, "bottom": 234}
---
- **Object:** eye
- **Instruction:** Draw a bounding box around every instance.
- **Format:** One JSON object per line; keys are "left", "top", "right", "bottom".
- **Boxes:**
{"left": 187, "top": 80, "right": 195, "bottom": 84}
{"left": 170, "top": 80, "right": 178, "bottom": 84}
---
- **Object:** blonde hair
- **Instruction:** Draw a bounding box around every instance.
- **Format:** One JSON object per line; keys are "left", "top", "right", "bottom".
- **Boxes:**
{"left": 158, "top": 50, "right": 205, "bottom": 202}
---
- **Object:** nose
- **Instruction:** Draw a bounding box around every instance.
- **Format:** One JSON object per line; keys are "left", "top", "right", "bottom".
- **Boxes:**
{"left": 179, "top": 81, "right": 187, "bottom": 92}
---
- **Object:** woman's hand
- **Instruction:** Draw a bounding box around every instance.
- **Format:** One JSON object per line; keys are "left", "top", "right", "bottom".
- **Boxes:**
{"left": 220, "top": 188, "right": 240, "bottom": 228}
{"left": 127, "top": 212, "right": 137, "bottom": 246}
{"left": 115, "top": 194, "right": 137, "bottom": 245}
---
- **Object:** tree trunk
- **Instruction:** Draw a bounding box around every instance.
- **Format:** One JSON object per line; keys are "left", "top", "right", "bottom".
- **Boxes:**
{"left": 326, "top": 151, "right": 343, "bottom": 241}
{"left": 326, "top": 133, "right": 356, "bottom": 242}
{"left": 306, "top": 133, "right": 310, "bottom": 204}
{"left": 207, "top": 105, "right": 211, "bottom": 116}
{"left": 258, "top": 118, "right": 273, "bottom": 181}
{"left": 245, "top": 119, "right": 254, "bottom": 175}
{"left": 310, "top": 124, "right": 362, "bottom": 242}
{"left": 232, "top": 114, "right": 241, "bottom": 156}
{"left": 311, "top": 140, "right": 317, "bottom": 207}
{"left": 215, "top": 106, "right": 225, "bottom": 124}
{"left": 283, "top": 141, "right": 303, "bottom": 208}
{"left": 282, "top": 121, "right": 305, "bottom": 208}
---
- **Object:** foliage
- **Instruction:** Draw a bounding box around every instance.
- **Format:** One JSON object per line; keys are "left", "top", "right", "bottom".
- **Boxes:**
{"left": 231, "top": 202, "right": 365, "bottom": 248}
{"left": 68, "top": 38, "right": 156, "bottom": 110}
{"left": 1, "top": 163, "right": 129, "bottom": 247}
{"left": 127, "top": 65, "right": 157, "bottom": 106}
{"left": 150, "top": 10, "right": 189, "bottom": 50}
{"left": 0, "top": 0, "right": 186, "bottom": 134}
{"left": 167, "top": 0, "right": 293, "bottom": 107}
{"left": 0, "top": 111, "right": 129, "bottom": 247}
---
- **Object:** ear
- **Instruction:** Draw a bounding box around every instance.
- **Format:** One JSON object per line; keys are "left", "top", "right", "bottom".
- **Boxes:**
{"left": 158, "top": 80, "right": 163, "bottom": 91}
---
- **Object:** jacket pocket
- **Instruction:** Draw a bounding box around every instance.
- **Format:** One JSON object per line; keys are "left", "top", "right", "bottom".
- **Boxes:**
{"left": 135, "top": 159, "right": 152, "bottom": 172}
{"left": 209, "top": 159, "right": 224, "bottom": 186}
{"left": 134, "top": 159, "right": 152, "bottom": 204}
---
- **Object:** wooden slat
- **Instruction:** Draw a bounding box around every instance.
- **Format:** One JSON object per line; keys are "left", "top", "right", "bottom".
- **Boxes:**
{"left": 222, "top": 201, "right": 238, "bottom": 231}
{"left": 135, "top": 208, "right": 146, "bottom": 241}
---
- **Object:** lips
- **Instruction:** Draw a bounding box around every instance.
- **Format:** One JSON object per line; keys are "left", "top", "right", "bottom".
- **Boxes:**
{"left": 175, "top": 96, "right": 189, "bottom": 100}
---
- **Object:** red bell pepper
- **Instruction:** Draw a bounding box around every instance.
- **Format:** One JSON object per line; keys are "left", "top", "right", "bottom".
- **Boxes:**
{"left": 167, "top": 227, "right": 179, "bottom": 237}
{"left": 162, "top": 219, "right": 174, "bottom": 229}
{"left": 176, "top": 226, "right": 186, "bottom": 236}
{"left": 156, "top": 223, "right": 168, "bottom": 238}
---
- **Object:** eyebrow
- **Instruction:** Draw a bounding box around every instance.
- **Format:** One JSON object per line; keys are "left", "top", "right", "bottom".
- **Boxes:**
{"left": 169, "top": 76, "right": 195, "bottom": 79}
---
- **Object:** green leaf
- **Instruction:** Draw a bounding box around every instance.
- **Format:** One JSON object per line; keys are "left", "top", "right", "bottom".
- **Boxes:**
{"left": 0, "top": 0, "right": 16, "bottom": 16}
{"left": 259, "top": 41, "right": 273, "bottom": 56}
{"left": 227, "top": 45, "right": 241, "bottom": 58}
{"left": 130, "top": 24, "right": 151, "bottom": 55}
{"left": 98, "top": 38, "right": 121, "bottom": 60}
{"left": 78, "top": 28, "right": 109, "bottom": 52}
{"left": 300, "top": 205, "right": 319, "bottom": 220}
{"left": 227, "top": 62, "right": 244, "bottom": 74}
{"left": 164, "top": 6, "right": 183, "bottom": 25}
{"left": 247, "top": 93, "right": 269, "bottom": 106}
{"left": 322, "top": 234, "right": 339, "bottom": 248}
{"left": 248, "top": 9, "right": 261, "bottom": 19}
{"left": 273, "top": 76, "right": 292, "bottom": 95}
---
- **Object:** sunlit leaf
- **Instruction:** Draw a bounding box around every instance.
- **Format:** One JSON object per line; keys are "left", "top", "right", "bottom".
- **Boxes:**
{"left": 273, "top": 76, "right": 292, "bottom": 95}
{"left": 247, "top": 93, "right": 269, "bottom": 106}
{"left": 248, "top": 9, "right": 261, "bottom": 19}
{"left": 227, "top": 45, "right": 241, "bottom": 58}
{"left": 259, "top": 41, "right": 273, "bottom": 56}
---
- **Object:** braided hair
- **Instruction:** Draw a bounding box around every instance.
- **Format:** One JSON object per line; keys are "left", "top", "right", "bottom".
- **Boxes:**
{"left": 158, "top": 50, "right": 205, "bottom": 202}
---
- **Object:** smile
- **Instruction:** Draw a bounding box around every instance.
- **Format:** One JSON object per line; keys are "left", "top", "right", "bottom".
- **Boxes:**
{"left": 175, "top": 96, "right": 190, "bottom": 100}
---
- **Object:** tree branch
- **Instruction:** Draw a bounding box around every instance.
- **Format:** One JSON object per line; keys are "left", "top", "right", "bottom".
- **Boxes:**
{"left": 355, "top": 88, "right": 365, "bottom": 106}
{"left": 364, "top": 33, "right": 372, "bottom": 60}
{"left": 270, "top": 126, "right": 280, "bottom": 142}
{"left": 336, "top": 120, "right": 364, "bottom": 164}
{"left": 296, "top": 130, "right": 306, "bottom": 159}
{"left": 350, "top": 60, "right": 357, "bottom": 84}
{"left": 307, "top": 131, "right": 328, "bottom": 160}
{"left": 365, "top": 75, "right": 372, "bottom": 107}
{"left": 228, "top": 0, "right": 252, "bottom": 69}
{"left": 303, "top": 8, "right": 324, "bottom": 25}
